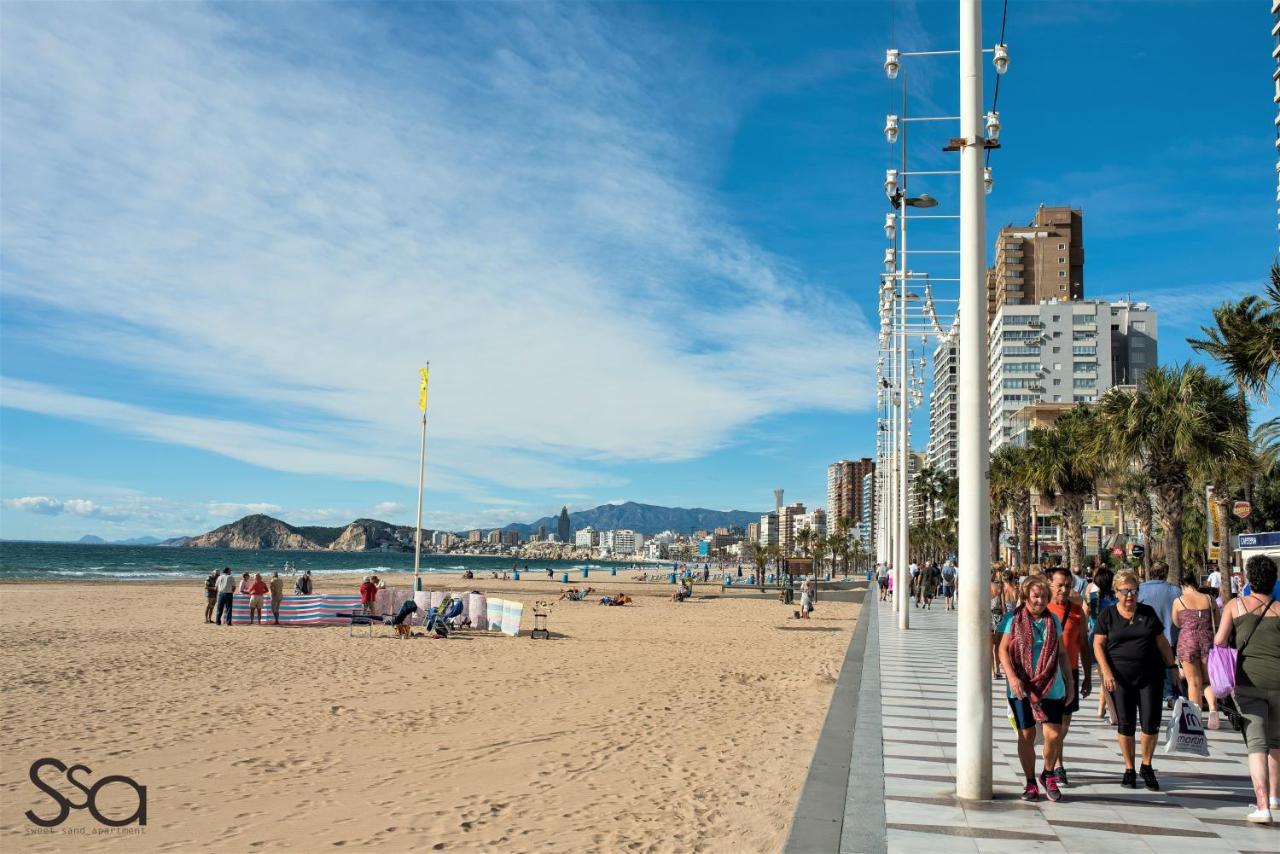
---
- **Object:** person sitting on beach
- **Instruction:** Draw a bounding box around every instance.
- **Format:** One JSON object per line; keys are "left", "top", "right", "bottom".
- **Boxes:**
{"left": 294, "top": 570, "right": 312, "bottom": 595}
{"left": 546, "top": 567, "right": 553, "bottom": 578}
{"left": 559, "top": 587, "right": 580, "bottom": 601}
{"left": 390, "top": 599, "right": 419, "bottom": 637}
{"left": 462, "top": 569, "right": 474, "bottom": 580}
{"left": 601, "top": 593, "right": 632, "bottom": 606}
{"left": 247, "top": 573, "right": 268, "bottom": 624}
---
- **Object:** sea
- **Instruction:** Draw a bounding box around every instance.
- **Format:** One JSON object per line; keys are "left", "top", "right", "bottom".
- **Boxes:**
{"left": 0, "top": 541, "right": 649, "bottom": 582}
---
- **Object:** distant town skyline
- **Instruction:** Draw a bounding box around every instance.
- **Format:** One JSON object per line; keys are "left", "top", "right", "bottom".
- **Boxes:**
{"left": 0, "top": 2, "right": 1271, "bottom": 541}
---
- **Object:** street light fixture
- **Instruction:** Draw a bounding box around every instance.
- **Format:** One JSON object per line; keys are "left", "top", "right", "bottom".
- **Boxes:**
{"left": 984, "top": 166, "right": 993, "bottom": 195}
{"left": 884, "top": 248, "right": 896, "bottom": 271}
{"left": 885, "top": 213, "right": 896, "bottom": 240}
{"left": 993, "top": 43, "right": 1009, "bottom": 74}
{"left": 885, "top": 114, "right": 900, "bottom": 144}
{"left": 985, "top": 111, "right": 1001, "bottom": 142}
{"left": 885, "top": 168, "right": 899, "bottom": 199}
{"left": 885, "top": 49, "right": 900, "bottom": 79}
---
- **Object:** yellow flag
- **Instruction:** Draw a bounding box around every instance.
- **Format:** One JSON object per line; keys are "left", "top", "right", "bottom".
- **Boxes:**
{"left": 418, "top": 367, "right": 430, "bottom": 412}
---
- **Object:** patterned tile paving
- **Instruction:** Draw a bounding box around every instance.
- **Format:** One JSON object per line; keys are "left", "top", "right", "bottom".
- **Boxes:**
{"left": 871, "top": 600, "right": 1279, "bottom": 854}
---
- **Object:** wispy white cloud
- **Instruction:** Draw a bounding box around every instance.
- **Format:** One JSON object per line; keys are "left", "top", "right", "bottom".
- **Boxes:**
{"left": 0, "top": 3, "right": 876, "bottom": 499}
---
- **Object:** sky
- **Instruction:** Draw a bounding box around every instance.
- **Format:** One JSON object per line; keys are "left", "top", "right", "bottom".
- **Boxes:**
{"left": 0, "top": 1, "right": 1274, "bottom": 540}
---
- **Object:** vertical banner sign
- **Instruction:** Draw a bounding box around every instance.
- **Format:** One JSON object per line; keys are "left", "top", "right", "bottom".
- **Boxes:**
{"left": 1206, "top": 485, "right": 1220, "bottom": 563}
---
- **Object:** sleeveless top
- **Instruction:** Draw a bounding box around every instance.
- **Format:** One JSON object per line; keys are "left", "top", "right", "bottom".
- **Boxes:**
{"left": 1174, "top": 595, "right": 1213, "bottom": 663}
{"left": 1233, "top": 598, "right": 1280, "bottom": 690}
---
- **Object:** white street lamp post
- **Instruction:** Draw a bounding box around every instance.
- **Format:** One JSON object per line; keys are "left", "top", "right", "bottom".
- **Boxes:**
{"left": 955, "top": 0, "right": 993, "bottom": 802}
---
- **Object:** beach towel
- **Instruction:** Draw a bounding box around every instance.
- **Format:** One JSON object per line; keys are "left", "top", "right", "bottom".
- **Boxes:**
{"left": 466, "top": 593, "right": 487, "bottom": 629}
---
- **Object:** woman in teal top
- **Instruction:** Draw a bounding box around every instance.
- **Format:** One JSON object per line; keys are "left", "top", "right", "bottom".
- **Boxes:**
{"left": 998, "top": 574, "right": 1073, "bottom": 803}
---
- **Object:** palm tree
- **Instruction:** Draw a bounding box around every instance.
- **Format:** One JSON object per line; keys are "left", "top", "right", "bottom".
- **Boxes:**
{"left": 1115, "top": 470, "right": 1155, "bottom": 579}
{"left": 750, "top": 542, "right": 769, "bottom": 590}
{"left": 826, "top": 532, "right": 849, "bottom": 578}
{"left": 1025, "top": 406, "right": 1104, "bottom": 574}
{"left": 990, "top": 445, "right": 1033, "bottom": 570}
{"left": 1093, "top": 363, "right": 1250, "bottom": 581}
{"left": 812, "top": 537, "right": 829, "bottom": 581}
{"left": 1188, "top": 262, "right": 1280, "bottom": 400}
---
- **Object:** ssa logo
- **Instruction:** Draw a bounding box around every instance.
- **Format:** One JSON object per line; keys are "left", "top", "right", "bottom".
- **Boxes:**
{"left": 25, "top": 758, "right": 147, "bottom": 828}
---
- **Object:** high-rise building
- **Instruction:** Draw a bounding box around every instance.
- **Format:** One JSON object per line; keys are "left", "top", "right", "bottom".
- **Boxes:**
{"left": 927, "top": 319, "right": 960, "bottom": 478}
{"left": 758, "top": 512, "right": 779, "bottom": 547}
{"left": 575, "top": 527, "right": 598, "bottom": 548}
{"left": 557, "top": 506, "right": 571, "bottom": 544}
{"left": 610, "top": 529, "right": 642, "bottom": 555}
{"left": 907, "top": 452, "right": 926, "bottom": 524}
{"left": 860, "top": 470, "right": 876, "bottom": 552}
{"left": 795, "top": 509, "right": 828, "bottom": 542}
{"left": 503, "top": 529, "right": 520, "bottom": 546}
{"left": 987, "top": 206, "right": 1084, "bottom": 324}
{"left": 537, "top": 525, "right": 547, "bottom": 540}
{"left": 988, "top": 299, "right": 1157, "bottom": 452}
{"left": 826, "top": 458, "right": 876, "bottom": 527}
{"left": 779, "top": 502, "right": 807, "bottom": 554}
{"left": 468, "top": 529, "right": 482, "bottom": 542}
{"left": 487, "top": 529, "right": 503, "bottom": 544}
{"left": 746, "top": 521, "right": 760, "bottom": 544}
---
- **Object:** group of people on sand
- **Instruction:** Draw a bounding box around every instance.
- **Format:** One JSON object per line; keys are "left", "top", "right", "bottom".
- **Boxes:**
{"left": 985, "top": 558, "right": 1279, "bottom": 823}
{"left": 204, "top": 566, "right": 312, "bottom": 626}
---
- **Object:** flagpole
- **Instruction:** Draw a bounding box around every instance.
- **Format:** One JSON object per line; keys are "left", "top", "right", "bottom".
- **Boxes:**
{"left": 414, "top": 363, "right": 430, "bottom": 592}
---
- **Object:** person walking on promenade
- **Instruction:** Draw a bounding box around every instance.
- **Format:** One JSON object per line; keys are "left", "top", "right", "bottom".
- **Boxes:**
{"left": 1212, "top": 555, "right": 1280, "bottom": 824}
{"left": 1171, "top": 571, "right": 1220, "bottom": 729}
{"left": 1084, "top": 566, "right": 1118, "bottom": 722}
{"left": 214, "top": 567, "right": 237, "bottom": 626}
{"left": 294, "top": 569, "right": 313, "bottom": 595}
{"left": 1139, "top": 562, "right": 1182, "bottom": 708}
{"left": 268, "top": 571, "right": 285, "bottom": 625}
{"left": 1093, "top": 569, "right": 1178, "bottom": 791}
{"left": 922, "top": 563, "right": 940, "bottom": 610}
{"left": 998, "top": 574, "right": 1072, "bottom": 802}
{"left": 203, "top": 569, "right": 219, "bottom": 623}
{"left": 1047, "top": 568, "right": 1091, "bottom": 787}
{"left": 247, "top": 573, "right": 268, "bottom": 624}
{"left": 941, "top": 562, "right": 957, "bottom": 611}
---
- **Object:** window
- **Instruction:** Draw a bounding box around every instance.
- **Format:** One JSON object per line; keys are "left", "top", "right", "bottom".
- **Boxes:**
{"left": 1051, "top": 315, "right": 1060, "bottom": 322}
{"left": 1058, "top": 243, "right": 1066, "bottom": 250}
{"left": 1058, "top": 257, "right": 1066, "bottom": 264}
{"left": 1072, "top": 331, "right": 1092, "bottom": 341}
{"left": 1054, "top": 363, "right": 1063, "bottom": 371}
{"left": 1133, "top": 321, "right": 1146, "bottom": 331}
{"left": 1058, "top": 270, "right": 1067, "bottom": 278}
{"left": 1005, "top": 362, "right": 1039, "bottom": 373}
{"left": 1073, "top": 315, "right": 1094, "bottom": 325}
{"left": 1073, "top": 362, "right": 1095, "bottom": 373}
{"left": 1073, "top": 394, "right": 1094, "bottom": 403}
{"left": 1073, "top": 378, "right": 1096, "bottom": 388}
{"left": 1052, "top": 347, "right": 1060, "bottom": 354}
{"left": 1004, "top": 346, "right": 1040, "bottom": 356}
{"left": 1004, "top": 315, "right": 1035, "bottom": 325}
{"left": 1053, "top": 395, "right": 1063, "bottom": 402}
{"left": 1072, "top": 346, "right": 1097, "bottom": 356}
{"left": 1052, "top": 379, "right": 1062, "bottom": 386}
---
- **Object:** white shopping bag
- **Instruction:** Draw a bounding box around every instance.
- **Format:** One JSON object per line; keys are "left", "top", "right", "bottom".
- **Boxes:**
{"left": 1163, "top": 697, "right": 1210, "bottom": 757}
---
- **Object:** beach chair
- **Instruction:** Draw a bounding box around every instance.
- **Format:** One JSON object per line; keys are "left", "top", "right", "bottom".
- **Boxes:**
{"left": 344, "top": 609, "right": 377, "bottom": 637}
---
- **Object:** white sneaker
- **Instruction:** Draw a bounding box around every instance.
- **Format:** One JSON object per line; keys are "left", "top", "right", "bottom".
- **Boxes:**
{"left": 1271, "top": 797, "right": 1280, "bottom": 810}
{"left": 1245, "top": 808, "right": 1272, "bottom": 824}
{"left": 1207, "top": 710, "right": 1219, "bottom": 730}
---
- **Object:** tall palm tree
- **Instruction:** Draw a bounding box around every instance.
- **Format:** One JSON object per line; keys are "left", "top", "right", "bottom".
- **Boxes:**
{"left": 1188, "top": 262, "right": 1280, "bottom": 400}
{"left": 1115, "top": 470, "right": 1155, "bottom": 579}
{"left": 1093, "top": 363, "right": 1250, "bottom": 581}
{"left": 812, "top": 537, "right": 829, "bottom": 581}
{"left": 826, "top": 532, "right": 849, "bottom": 578}
{"left": 989, "top": 445, "right": 1032, "bottom": 569}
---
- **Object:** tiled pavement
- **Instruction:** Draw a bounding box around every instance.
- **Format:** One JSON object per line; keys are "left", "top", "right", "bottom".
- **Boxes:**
{"left": 875, "top": 598, "right": 1279, "bottom": 854}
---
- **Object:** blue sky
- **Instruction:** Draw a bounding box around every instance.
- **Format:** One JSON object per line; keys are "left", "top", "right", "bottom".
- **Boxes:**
{"left": 0, "top": 1, "right": 1273, "bottom": 540}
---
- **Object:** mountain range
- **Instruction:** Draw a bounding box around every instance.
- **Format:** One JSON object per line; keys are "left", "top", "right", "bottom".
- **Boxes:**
{"left": 76, "top": 502, "right": 765, "bottom": 551}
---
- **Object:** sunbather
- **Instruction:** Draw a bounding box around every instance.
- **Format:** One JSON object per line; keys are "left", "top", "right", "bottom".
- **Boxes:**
{"left": 600, "top": 593, "right": 632, "bottom": 606}
{"left": 390, "top": 599, "right": 419, "bottom": 637}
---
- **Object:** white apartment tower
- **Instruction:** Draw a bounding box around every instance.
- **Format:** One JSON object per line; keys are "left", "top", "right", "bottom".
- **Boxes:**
{"left": 927, "top": 318, "right": 960, "bottom": 478}
{"left": 988, "top": 299, "right": 1158, "bottom": 452}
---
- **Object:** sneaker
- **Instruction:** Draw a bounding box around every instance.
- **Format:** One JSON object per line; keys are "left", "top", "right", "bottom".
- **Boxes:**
{"left": 1020, "top": 782, "right": 1040, "bottom": 802}
{"left": 1270, "top": 797, "right": 1280, "bottom": 810}
{"left": 1121, "top": 769, "right": 1137, "bottom": 789}
{"left": 1139, "top": 764, "right": 1159, "bottom": 791}
{"left": 1245, "top": 808, "right": 1272, "bottom": 825}
{"left": 1207, "top": 710, "right": 1220, "bottom": 730}
{"left": 1040, "top": 771, "right": 1062, "bottom": 802}
{"left": 1054, "top": 766, "right": 1069, "bottom": 788}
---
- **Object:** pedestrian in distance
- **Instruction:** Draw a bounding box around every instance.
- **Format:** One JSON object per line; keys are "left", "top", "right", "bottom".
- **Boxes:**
{"left": 998, "top": 574, "right": 1073, "bottom": 802}
{"left": 204, "top": 569, "right": 219, "bottom": 623}
{"left": 1171, "top": 571, "right": 1220, "bottom": 729}
{"left": 941, "top": 562, "right": 957, "bottom": 611}
{"left": 1047, "top": 567, "right": 1091, "bottom": 787}
{"left": 1093, "top": 569, "right": 1178, "bottom": 791}
{"left": 1212, "top": 554, "right": 1280, "bottom": 824}
{"left": 214, "top": 567, "right": 237, "bottom": 626}
{"left": 1138, "top": 562, "right": 1182, "bottom": 708}
{"left": 247, "top": 573, "right": 268, "bottom": 624}
{"left": 359, "top": 575, "right": 378, "bottom": 615}
{"left": 1084, "top": 566, "right": 1118, "bottom": 723}
{"left": 268, "top": 571, "right": 285, "bottom": 625}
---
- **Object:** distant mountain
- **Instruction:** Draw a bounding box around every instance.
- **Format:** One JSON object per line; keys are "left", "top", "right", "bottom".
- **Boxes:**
{"left": 502, "top": 502, "right": 764, "bottom": 537}
{"left": 75, "top": 534, "right": 179, "bottom": 546}
{"left": 183, "top": 515, "right": 416, "bottom": 552}
{"left": 77, "top": 535, "right": 107, "bottom": 544}
{"left": 117, "top": 536, "right": 164, "bottom": 545}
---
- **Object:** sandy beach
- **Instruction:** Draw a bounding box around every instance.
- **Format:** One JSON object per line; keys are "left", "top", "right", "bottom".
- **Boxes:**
{"left": 0, "top": 573, "right": 859, "bottom": 853}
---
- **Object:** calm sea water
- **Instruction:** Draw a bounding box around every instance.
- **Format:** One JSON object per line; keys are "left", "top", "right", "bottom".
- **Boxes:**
{"left": 0, "top": 541, "right": 646, "bottom": 581}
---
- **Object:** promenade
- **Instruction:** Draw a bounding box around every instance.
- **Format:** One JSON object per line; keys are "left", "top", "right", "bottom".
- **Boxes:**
{"left": 787, "top": 586, "right": 1279, "bottom": 853}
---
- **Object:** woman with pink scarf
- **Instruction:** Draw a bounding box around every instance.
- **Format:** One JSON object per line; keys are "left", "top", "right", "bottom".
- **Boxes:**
{"left": 998, "top": 574, "right": 1073, "bottom": 803}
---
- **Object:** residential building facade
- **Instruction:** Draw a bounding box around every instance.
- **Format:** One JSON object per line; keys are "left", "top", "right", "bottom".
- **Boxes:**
{"left": 826, "top": 458, "right": 876, "bottom": 528}
{"left": 986, "top": 205, "right": 1084, "bottom": 324}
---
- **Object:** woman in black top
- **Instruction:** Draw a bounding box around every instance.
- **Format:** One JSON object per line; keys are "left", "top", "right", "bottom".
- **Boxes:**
{"left": 1093, "top": 569, "right": 1178, "bottom": 791}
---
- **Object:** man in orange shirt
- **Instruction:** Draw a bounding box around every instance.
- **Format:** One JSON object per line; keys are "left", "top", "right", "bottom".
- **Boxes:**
{"left": 1047, "top": 567, "right": 1092, "bottom": 787}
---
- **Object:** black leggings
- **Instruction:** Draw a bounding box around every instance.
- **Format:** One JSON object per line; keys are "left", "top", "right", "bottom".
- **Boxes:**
{"left": 1110, "top": 674, "right": 1163, "bottom": 736}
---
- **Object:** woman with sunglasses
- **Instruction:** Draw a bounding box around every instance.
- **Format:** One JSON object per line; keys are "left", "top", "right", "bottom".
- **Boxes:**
{"left": 1093, "top": 569, "right": 1178, "bottom": 790}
